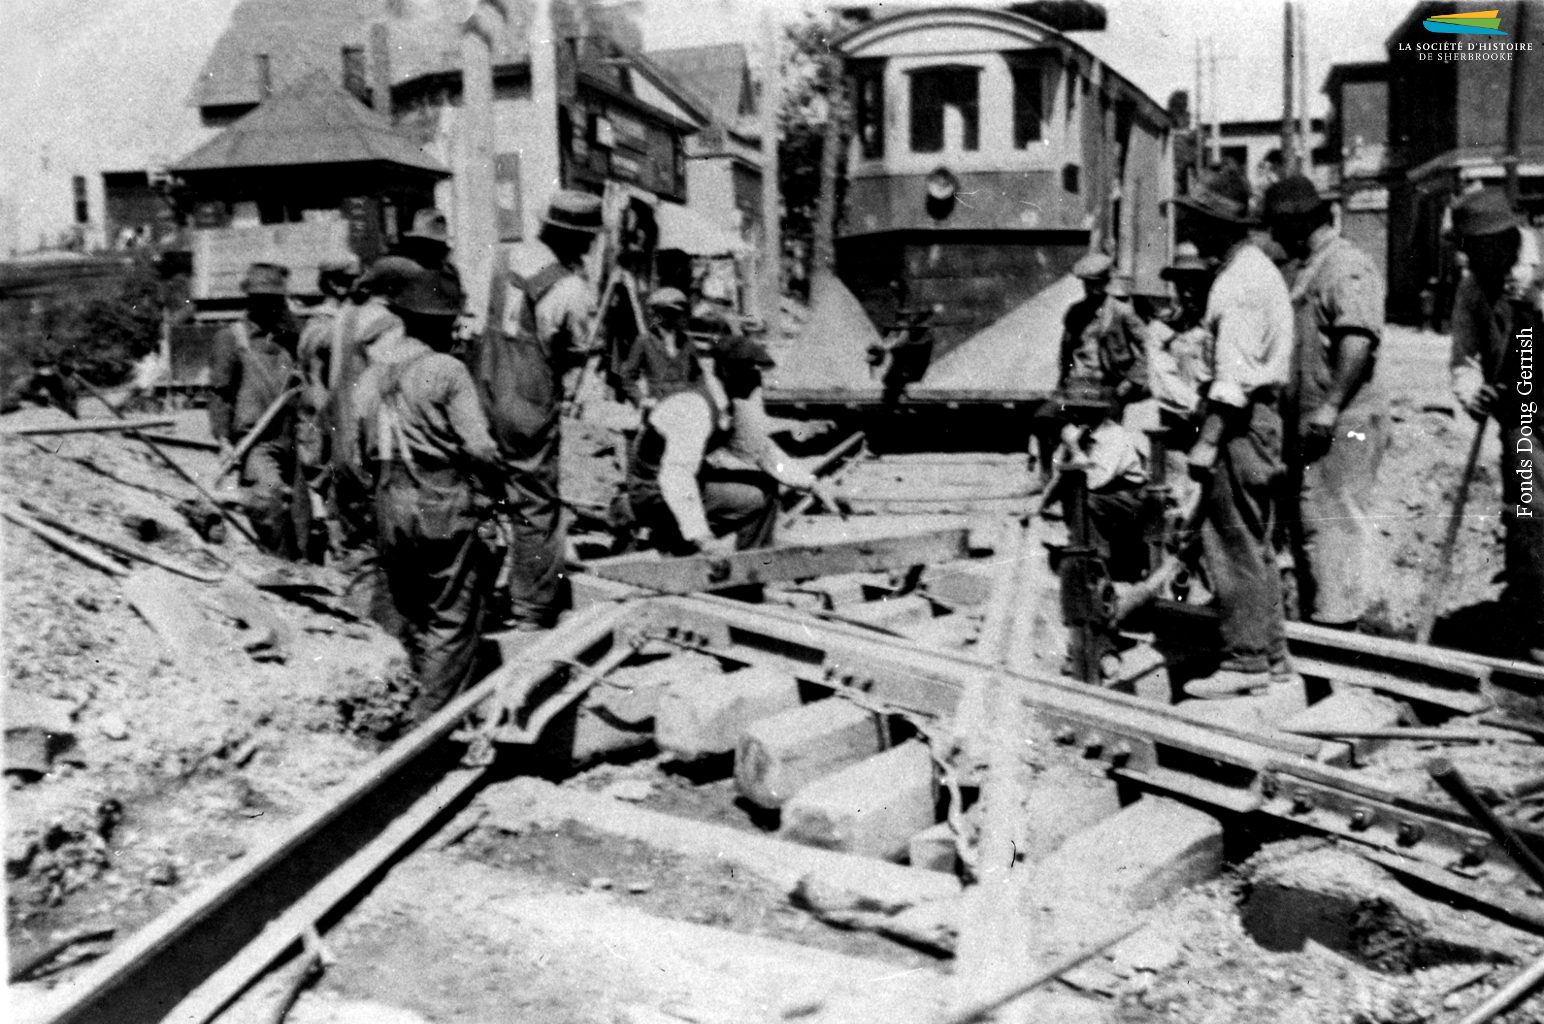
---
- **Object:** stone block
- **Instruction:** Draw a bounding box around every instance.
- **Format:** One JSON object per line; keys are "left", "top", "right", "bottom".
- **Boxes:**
{"left": 780, "top": 741, "right": 937, "bottom": 860}
{"left": 1028, "top": 796, "right": 1223, "bottom": 914}
{"left": 1019, "top": 770, "right": 1124, "bottom": 865}
{"left": 655, "top": 664, "right": 802, "bottom": 761}
{"left": 735, "top": 699, "right": 883, "bottom": 808}
{"left": 839, "top": 594, "right": 935, "bottom": 629}
{"left": 1279, "top": 689, "right": 1406, "bottom": 766}
{"left": 908, "top": 822, "right": 959, "bottom": 873}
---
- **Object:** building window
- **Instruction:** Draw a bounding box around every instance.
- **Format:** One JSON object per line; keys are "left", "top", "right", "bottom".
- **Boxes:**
{"left": 342, "top": 46, "right": 370, "bottom": 105}
{"left": 909, "top": 65, "right": 979, "bottom": 154}
{"left": 1008, "top": 57, "right": 1045, "bottom": 148}
{"left": 1218, "top": 145, "right": 1249, "bottom": 174}
{"left": 852, "top": 58, "right": 884, "bottom": 160}
{"left": 256, "top": 53, "right": 272, "bottom": 100}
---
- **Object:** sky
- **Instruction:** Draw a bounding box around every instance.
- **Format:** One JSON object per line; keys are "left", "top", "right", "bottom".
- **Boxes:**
{"left": 0, "top": 0, "right": 1415, "bottom": 255}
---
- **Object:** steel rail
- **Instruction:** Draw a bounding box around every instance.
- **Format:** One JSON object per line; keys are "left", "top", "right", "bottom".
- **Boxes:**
{"left": 605, "top": 591, "right": 1544, "bottom": 920}
{"left": 29, "top": 602, "right": 630, "bottom": 1024}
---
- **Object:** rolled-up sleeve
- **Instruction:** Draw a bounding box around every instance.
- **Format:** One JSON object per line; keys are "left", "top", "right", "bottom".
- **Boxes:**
{"left": 650, "top": 392, "right": 715, "bottom": 542}
{"left": 1209, "top": 299, "right": 1264, "bottom": 408}
{"left": 434, "top": 357, "right": 501, "bottom": 470}
{"left": 1323, "top": 255, "right": 1384, "bottom": 346}
{"left": 728, "top": 391, "right": 817, "bottom": 490}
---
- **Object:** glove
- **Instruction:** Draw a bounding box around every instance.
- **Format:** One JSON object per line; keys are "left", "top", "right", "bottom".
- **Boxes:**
{"left": 1187, "top": 440, "right": 1219, "bottom": 480}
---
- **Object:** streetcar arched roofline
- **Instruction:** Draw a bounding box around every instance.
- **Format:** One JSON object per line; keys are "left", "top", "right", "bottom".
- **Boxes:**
{"left": 836, "top": 5, "right": 1171, "bottom": 134}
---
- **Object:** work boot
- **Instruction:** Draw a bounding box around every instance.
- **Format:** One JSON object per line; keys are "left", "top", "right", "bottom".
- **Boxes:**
{"left": 1183, "top": 657, "right": 1272, "bottom": 700}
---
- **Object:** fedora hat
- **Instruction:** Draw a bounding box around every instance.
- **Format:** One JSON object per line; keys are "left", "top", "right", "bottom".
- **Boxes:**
{"left": 1168, "top": 166, "right": 1257, "bottom": 225}
{"left": 241, "top": 262, "right": 290, "bottom": 296}
{"left": 1262, "top": 175, "right": 1328, "bottom": 221}
{"left": 388, "top": 264, "right": 462, "bottom": 318}
{"left": 404, "top": 208, "right": 450, "bottom": 244}
{"left": 1452, "top": 188, "right": 1521, "bottom": 238}
{"left": 1161, "top": 242, "right": 1210, "bottom": 279}
{"left": 543, "top": 190, "right": 604, "bottom": 235}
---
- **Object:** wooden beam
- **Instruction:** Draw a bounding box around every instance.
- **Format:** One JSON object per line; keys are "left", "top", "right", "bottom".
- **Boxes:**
{"left": 581, "top": 528, "right": 971, "bottom": 595}
{"left": 2, "top": 416, "right": 173, "bottom": 437}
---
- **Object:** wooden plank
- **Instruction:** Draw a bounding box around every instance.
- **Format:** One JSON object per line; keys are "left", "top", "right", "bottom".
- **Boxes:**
{"left": 582, "top": 528, "right": 971, "bottom": 595}
{"left": 2, "top": 416, "right": 174, "bottom": 437}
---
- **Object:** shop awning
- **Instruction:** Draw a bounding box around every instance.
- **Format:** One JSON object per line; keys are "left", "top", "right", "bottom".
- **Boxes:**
{"left": 654, "top": 201, "right": 748, "bottom": 256}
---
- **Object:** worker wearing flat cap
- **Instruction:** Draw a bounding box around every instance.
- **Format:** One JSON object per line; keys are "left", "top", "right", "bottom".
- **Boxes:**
{"left": 1167, "top": 166, "right": 1296, "bottom": 697}
{"left": 1030, "top": 251, "right": 1149, "bottom": 492}
{"left": 352, "top": 263, "right": 507, "bottom": 724}
{"left": 617, "top": 286, "right": 700, "bottom": 407}
{"left": 625, "top": 333, "right": 841, "bottom": 556}
{"left": 468, "top": 189, "right": 602, "bottom": 629}
{"left": 1263, "top": 175, "right": 1388, "bottom": 632}
{"left": 208, "top": 262, "right": 310, "bottom": 558}
{"left": 1447, "top": 187, "right": 1544, "bottom": 659}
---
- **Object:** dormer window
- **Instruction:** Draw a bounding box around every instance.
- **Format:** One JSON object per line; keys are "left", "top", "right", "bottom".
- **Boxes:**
{"left": 908, "top": 65, "right": 979, "bottom": 154}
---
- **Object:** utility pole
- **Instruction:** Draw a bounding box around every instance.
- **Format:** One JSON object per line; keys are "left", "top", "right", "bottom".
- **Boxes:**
{"left": 758, "top": 7, "right": 783, "bottom": 338}
{"left": 1210, "top": 39, "right": 1220, "bottom": 172}
{"left": 1194, "top": 36, "right": 1205, "bottom": 172}
{"left": 1297, "top": 3, "right": 1309, "bottom": 176}
{"left": 1283, "top": 1, "right": 1296, "bottom": 176}
{"left": 810, "top": 53, "right": 845, "bottom": 280}
{"left": 458, "top": 0, "right": 507, "bottom": 317}
{"left": 1505, "top": 0, "right": 1533, "bottom": 206}
{"left": 526, "top": 0, "right": 563, "bottom": 236}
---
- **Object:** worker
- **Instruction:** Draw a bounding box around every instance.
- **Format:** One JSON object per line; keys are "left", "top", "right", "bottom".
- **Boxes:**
{"left": 626, "top": 333, "right": 841, "bottom": 555}
{"left": 1447, "top": 188, "right": 1544, "bottom": 662}
{"left": 1030, "top": 252, "right": 1149, "bottom": 492}
{"left": 470, "top": 190, "right": 602, "bottom": 630}
{"left": 207, "top": 262, "right": 308, "bottom": 558}
{"left": 1047, "top": 378, "right": 1151, "bottom": 582}
{"left": 619, "top": 286, "right": 700, "bottom": 406}
{"left": 1263, "top": 176, "right": 1389, "bottom": 632}
{"left": 388, "top": 207, "right": 464, "bottom": 300}
{"left": 351, "top": 263, "right": 505, "bottom": 726}
{"left": 294, "top": 256, "right": 362, "bottom": 555}
{"left": 1169, "top": 167, "right": 1295, "bottom": 697}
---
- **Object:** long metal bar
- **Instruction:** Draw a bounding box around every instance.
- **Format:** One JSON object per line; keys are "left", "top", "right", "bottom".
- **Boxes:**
{"left": 32, "top": 602, "right": 629, "bottom": 1024}
{"left": 582, "top": 528, "right": 970, "bottom": 595}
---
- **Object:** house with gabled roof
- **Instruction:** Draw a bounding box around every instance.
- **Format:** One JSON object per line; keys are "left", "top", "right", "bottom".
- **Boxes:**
{"left": 648, "top": 42, "right": 764, "bottom": 243}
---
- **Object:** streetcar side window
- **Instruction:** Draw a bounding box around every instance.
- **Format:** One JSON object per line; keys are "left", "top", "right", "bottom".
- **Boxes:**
{"left": 909, "top": 65, "right": 980, "bottom": 154}
{"left": 1012, "top": 64, "right": 1044, "bottom": 147}
{"left": 852, "top": 59, "right": 885, "bottom": 160}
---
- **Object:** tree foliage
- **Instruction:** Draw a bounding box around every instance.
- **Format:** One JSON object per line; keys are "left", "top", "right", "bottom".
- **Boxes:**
{"left": 778, "top": 10, "right": 851, "bottom": 290}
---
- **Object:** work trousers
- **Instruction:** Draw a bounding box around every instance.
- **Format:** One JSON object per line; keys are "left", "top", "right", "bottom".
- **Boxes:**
{"left": 1287, "top": 406, "right": 1388, "bottom": 625}
{"left": 376, "top": 469, "right": 491, "bottom": 725}
{"left": 1087, "top": 481, "right": 1149, "bottom": 583}
{"left": 241, "top": 438, "right": 308, "bottom": 559}
{"left": 504, "top": 428, "right": 564, "bottom": 628}
{"left": 1500, "top": 422, "right": 1544, "bottom": 640}
{"left": 1200, "top": 401, "right": 1287, "bottom": 671}
{"left": 631, "top": 465, "right": 779, "bottom": 555}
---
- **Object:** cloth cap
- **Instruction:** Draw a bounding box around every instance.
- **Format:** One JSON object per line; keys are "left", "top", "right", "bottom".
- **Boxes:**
{"left": 241, "top": 262, "right": 290, "bottom": 296}
{"left": 1167, "top": 166, "right": 1257, "bottom": 225}
{"left": 1452, "top": 188, "right": 1521, "bottom": 238}
{"left": 1072, "top": 252, "right": 1114, "bottom": 279}
{"left": 707, "top": 334, "right": 775, "bottom": 367}
{"left": 388, "top": 264, "right": 462, "bottom": 318}
{"left": 647, "top": 286, "right": 689, "bottom": 311}
{"left": 1262, "top": 175, "right": 1327, "bottom": 220}
{"left": 543, "top": 190, "right": 604, "bottom": 234}
{"left": 1161, "top": 242, "right": 1210, "bottom": 279}
{"left": 404, "top": 208, "right": 450, "bottom": 243}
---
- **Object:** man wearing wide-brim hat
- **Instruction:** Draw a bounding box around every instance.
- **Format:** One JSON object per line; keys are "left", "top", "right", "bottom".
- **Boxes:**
{"left": 1447, "top": 187, "right": 1544, "bottom": 660}
{"left": 469, "top": 189, "right": 604, "bottom": 629}
{"left": 1262, "top": 174, "right": 1389, "bottom": 633}
{"left": 353, "top": 263, "right": 508, "bottom": 723}
{"left": 207, "top": 261, "right": 309, "bottom": 558}
{"left": 1164, "top": 166, "right": 1296, "bottom": 696}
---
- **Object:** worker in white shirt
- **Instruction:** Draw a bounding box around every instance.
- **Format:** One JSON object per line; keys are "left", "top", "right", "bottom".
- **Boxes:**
{"left": 625, "top": 333, "right": 842, "bottom": 555}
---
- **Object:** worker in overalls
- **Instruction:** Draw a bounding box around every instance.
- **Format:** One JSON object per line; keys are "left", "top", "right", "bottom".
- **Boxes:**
{"left": 470, "top": 190, "right": 602, "bottom": 630}
{"left": 207, "top": 262, "right": 307, "bottom": 558}
{"left": 626, "top": 334, "right": 840, "bottom": 555}
{"left": 619, "top": 287, "right": 701, "bottom": 407}
{"left": 1264, "top": 176, "right": 1389, "bottom": 631}
{"left": 1448, "top": 188, "right": 1544, "bottom": 662}
{"left": 295, "top": 256, "right": 361, "bottom": 558}
{"left": 352, "top": 265, "right": 505, "bottom": 726}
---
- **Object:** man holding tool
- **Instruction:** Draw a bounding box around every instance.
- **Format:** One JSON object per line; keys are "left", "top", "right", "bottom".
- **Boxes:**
{"left": 1445, "top": 188, "right": 1544, "bottom": 660}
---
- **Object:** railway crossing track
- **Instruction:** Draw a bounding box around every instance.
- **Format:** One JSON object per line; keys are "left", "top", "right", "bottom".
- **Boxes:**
{"left": 23, "top": 446, "right": 1544, "bottom": 1024}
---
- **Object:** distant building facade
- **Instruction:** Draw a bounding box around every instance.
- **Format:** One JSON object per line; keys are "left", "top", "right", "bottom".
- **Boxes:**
{"left": 1322, "top": 61, "right": 1393, "bottom": 301}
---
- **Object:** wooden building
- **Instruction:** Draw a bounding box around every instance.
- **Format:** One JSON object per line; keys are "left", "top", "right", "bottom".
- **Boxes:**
{"left": 1323, "top": 62, "right": 1394, "bottom": 303}
{"left": 1385, "top": 0, "right": 1544, "bottom": 321}
{"left": 171, "top": 72, "right": 448, "bottom": 303}
{"left": 831, "top": 5, "right": 1173, "bottom": 361}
